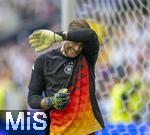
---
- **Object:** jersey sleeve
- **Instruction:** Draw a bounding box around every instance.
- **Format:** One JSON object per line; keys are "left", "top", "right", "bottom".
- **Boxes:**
{"left": 57, "top": 29, "right": 100, "bottom": 64}
{"left": 28, "top": 54, "right": 45, "bottom": 109}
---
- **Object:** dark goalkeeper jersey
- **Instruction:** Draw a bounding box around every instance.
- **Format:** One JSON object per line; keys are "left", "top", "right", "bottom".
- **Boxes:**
{"left": 28, "top": 48, "right": 78, "bottom": 101}
{"left": 28, "top": 29, "right": 104, "bottom": 130}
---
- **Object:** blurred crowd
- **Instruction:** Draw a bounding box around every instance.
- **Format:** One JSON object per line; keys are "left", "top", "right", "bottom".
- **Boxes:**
{"left": 0, "top": 0, "right": 60, "bottom": 39}
{"left": 0, "top": 0, "right": 61, "bottom": 110}
{"left": 75, "top": 0, "right": 150, "bottom": 124}
{"left": 95, "top": 14, "right": 150, "bottom": 123}
{"left": 0, "top": 42, "right": 35, "bottom": 110}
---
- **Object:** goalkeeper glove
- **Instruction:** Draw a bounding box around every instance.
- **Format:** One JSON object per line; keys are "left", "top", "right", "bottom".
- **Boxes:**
{"left": 28, "top": 29, "right": 63, "bottom": 52}
{"left": 44, "top": 88, "right": 70, "bottom": 110}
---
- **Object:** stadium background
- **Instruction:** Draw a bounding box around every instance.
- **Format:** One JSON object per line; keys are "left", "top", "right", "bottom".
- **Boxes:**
{"left": 0, "top": 0, "right": 149, "bottom": 134}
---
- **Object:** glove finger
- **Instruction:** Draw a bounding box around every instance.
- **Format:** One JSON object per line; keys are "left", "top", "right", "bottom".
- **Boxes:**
{"left": 60, "top": 96, "right": 70, "bottom": 101}
{"left": 61, "top": 99, "right": 69, "bottom": 104}
{"left": 57, "top": 102, "right": 68, "bottom": 110}
{"left": 58, "top": 93, "right": 70, "bottom": 97}
{"left": 35, "top": 45, "right": 50, "bottom": 52}
{"left": 31, "top": 43, "right": 41, "bottom": 48}
{"left": 32, "top": 29, "right": 44, "bottom": 37}
{"left": 28, "top": 34, "right": 39, "bottom": 41}
{"left": 53, "top": 96, "right": 69, "bottom": 104}
{"left": 58, "top": 88, "right": 68, "bottom": 93}
{"left": 60, "top": 99, "right": 69, "bottom": 104}
{"left": 29, "top": 38, "right": 40, "bottom": 45}
{"left": 59, "top": 96, "right": 70, "bottom": 102}
{"left": 28, "top": 35, "right": 35, "bottom": 41}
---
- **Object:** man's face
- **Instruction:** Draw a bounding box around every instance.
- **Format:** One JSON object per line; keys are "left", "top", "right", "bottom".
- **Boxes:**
{"left": 62, "top": 41, "right": 83, "bottom": 58}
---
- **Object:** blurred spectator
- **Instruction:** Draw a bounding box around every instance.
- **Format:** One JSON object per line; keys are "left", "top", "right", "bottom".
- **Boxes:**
{"left": 93, "top": 12, "right": 150, "bottom": 124}
{"left": 0, "top": 0, "right": 61, "bottom": 110}
{"left": 0, "top": 0, "right": 60, "bottom": 40}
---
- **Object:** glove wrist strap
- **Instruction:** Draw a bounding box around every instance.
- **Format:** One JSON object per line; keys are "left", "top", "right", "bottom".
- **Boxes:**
{"left": 54, "top": 32, "right": 63, "bottom": 42}
{"left": 45, "top": 97, "right": 53, "bottom": 109}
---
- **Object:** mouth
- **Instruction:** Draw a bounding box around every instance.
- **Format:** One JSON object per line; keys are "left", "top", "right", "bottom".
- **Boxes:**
{"left": 63, "top": 42, "right": 82, "bottom": 58}
{"left": 67, "top": 49, "right": 80, "bottom": 57}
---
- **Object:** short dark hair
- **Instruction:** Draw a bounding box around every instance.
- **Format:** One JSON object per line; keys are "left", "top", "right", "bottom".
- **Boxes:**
{"left": 68, "top": 19, "right": 91, "bottom": 30}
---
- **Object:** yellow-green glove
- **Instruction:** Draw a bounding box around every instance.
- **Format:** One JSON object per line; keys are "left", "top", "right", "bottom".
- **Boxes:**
{"left": 52, "top": 88, "right": 69, "bottom": 110}
{"left": 44, "top": 88, "right": 69, "bottom": 110}
{"left": 58, "top": 88, "right": 68, "bottom": 93}
{"left": 28, "top": 29, "right": 63, "bottom": 52}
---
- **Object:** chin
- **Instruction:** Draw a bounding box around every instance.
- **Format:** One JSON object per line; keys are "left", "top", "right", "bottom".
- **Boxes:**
{"left": 66, "top": 53, "right": 77, "bottom": 58}
{"left": 66, "top": 51, "right": 81, "bottom": 58}
{"left": 68, "top": 55, "right": 77, "bottom": 58}
{"left": 68, "top": 53, "right": 79, "bottom": 58}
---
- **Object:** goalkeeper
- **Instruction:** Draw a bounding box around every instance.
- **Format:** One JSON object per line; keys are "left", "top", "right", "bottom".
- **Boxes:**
{"left": 28, "top": 19, "right": 104, "bottom": 135}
